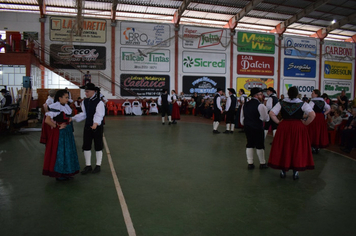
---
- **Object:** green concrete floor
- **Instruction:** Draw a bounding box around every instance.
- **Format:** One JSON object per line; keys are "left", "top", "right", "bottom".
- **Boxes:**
{"left": 0, "top": 115, "right": 355, "bottom": 236}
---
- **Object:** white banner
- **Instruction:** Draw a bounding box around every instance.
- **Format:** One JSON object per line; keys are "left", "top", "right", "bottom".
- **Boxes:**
{"left": 120, "top": 48, "right": 170, "bottom": 72}
{"left": 182, "top": 26, "right": 227, "bottom": 51}
{"left": 283, "top": 79, "right": 316, "bottom": 96}
{"left": 323, "top": 80, "right": 352, "bottom": 99}
{"left": 182, "top": 51, "right": 226, "bottom": 74}
{"left": 324, "top": 41, "right": 354, "bottom": 60}
{"left": 284, "top": 37, "right": 317, "bottom": 57}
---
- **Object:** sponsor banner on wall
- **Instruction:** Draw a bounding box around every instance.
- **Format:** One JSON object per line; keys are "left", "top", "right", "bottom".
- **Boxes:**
{"left": 284, "top": 37, "right": 317, "bottom": 58}
{"left": 50, "top": 17, "right": 107, "bottom": 43}
{"left": 236, "top": 78, "right": 274, "bottom": 96}
{"left": 120, "top": 74, "right": 170, "bottom": 96}
{"left": 182, "top": 51, "right": 226, "bottom": 74}
{"left": 323, "top": 80, "right": 352, "bottom": 99}
{"left": 324, "top": 61, "right": 352, "bottom": 80}
{"left": 50, "top": 44, "right": 106, "bottom": 70}
{"left": 120, "top": 48, "right": 170, "bottom": 72}
{"left": 237, "top": 55, "right": 274, "bottom": 75}
{"left": 237, "top": 32, "right": 275, "bottom": 54}
{"left": 284, "top": 58, "right": 316, "bottom": 78}
{"left": 283, "top": 79, "right": 316, "bottom": 96}
{"left": 182, "top": 76, "right": 226, "bottom": 96}
{"left": 120, "top": 22, "right": 170, "bottom": 47}
{"left": 324, "top": 41, "right": 353, "bottom": 60}
{"left": 182, "top": 26, "right": 227, "bottom": 50}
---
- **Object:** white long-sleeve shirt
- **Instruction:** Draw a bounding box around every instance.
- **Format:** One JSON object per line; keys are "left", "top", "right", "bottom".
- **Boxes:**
{"left": 240, "top": 98, "right": 270, "bottom": 125}
{"left": 157, "top": 93, "right": 172, "bottom": 106}
{"left": 72, "top": 94, "right": 105, "bottom": 125}
{"left": 309, "top": 97, "right": 331, "bottom": 113}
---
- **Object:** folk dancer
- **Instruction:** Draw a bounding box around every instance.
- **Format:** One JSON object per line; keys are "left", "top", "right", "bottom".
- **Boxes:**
{"left": 171, "top": 90, "right": 180, "bottom": 124}
{"left": 223, "top": 88, "right": 237, "bottom": 134}
{"left": 40, "top": 89, "right": 56, "bottom": 144}
{"left": 158, "top": 89, "right": 172, "bottom": 125}
{"left": 213, "top": 88, "right": 223, "bottom": 134}
{"left": 264, "top": 87, "right": 279, "bottom": 139}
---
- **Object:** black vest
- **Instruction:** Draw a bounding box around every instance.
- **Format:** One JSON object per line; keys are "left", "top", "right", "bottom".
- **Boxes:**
{"left": 229, "top": 95, "right": 237, "bottom": 112}
{"left": 161, "top": 93, "right": 169, "bottom": 107}
{"left": 270, "top": 94, "right": 278, "bottom": 107}
{"left": 243, "top": 98, "right": 263, "bottom": 129}
{"left": 4, "top": 94, "right": 12, "bottom": 107}
{"left": 213, "top": 94, "right": 220, "bottom": 111}
{"left": 312, "top": 100, "right": 325, "bottom": 113}
{"left": 280, "top": 101, "right": 304, "bottom": 119}
{"left": 84, "top": 93, "right": 101, "bottom": 126}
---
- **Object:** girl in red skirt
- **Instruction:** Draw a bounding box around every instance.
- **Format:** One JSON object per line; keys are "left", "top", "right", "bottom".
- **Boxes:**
{"left": 268, "top": 87, "right": 316, "bottom": 180}
{"left": 307, "top": 89, "right": 330, "bottom": 153}
{"left": 171, "top": 90, "right": 180, "bottom": 124}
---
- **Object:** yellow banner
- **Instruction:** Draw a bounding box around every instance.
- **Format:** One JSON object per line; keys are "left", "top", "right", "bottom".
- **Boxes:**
{"left": 324, "top": 61, "right": 352, "bottom": 80}
{"left": 236, "top": 78, "right": 274, "bottom": 96}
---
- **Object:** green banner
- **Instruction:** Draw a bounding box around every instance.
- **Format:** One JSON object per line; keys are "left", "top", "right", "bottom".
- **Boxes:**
{"left": 237, "top": 32, "right": 275, "bottom": 54}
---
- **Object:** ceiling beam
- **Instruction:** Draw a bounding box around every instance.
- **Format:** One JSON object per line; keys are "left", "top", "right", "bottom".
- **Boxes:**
{"left": 111, "top": 0, "right": 118, "bottom": 22}
{"left": 271, "top": 0, "right": 330, "bottom": 34}
{"left": 173, "top": 0, "right": 191, "bottom": 27}
{"left": 224, "top": 0, "right": 263, "bottom": 29}
{"left": 37, "top": 0, "right": 46, "bottom": 18}
{"left": 345, "top": 34, "right": 356, "bottom": 43}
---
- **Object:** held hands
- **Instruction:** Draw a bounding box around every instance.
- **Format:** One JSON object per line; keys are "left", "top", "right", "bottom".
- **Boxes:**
{"left": 58, "top": 123, "right": 67, "bottom": 129}
{"left": 91, "top": 123, "right": 98, "bottom": 130}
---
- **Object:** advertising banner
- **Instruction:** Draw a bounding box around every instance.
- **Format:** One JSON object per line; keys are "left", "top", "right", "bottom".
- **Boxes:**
{"left": 284, "top": 37, "right": 317, "bottom": 58}
{"left": 324, "top": 61, "right": 352, "bottom": 80}
{"left": 120, "top": 74, "right": 170, "bottom": 97}
{"left": 182, "top": 76, "right": 226, "bottom": 96}
{"left": 120, "top": 48, "right": 170, "bottom": 72}
{"left": 50, "top": 44, "right": 106, "bottom": 70}
{"left": 284, "top": 58, "right": 316, "bottom": 78}
{"left": 237, "top": 32, "right": 275, "bottom": 54}
{"left": 237, "top": 55, "right": 274, "bottom": 75}
{"left": 50, "top": 17, "right": 107, "bottom": 43}
{"left": 323, "top": 80, "right": 352, "bottom": 99}
{"left": 182, "top": 51, "right": 226, "bottom": 74}
{"left": 120, "top": 22, "right": 171, "bottom": 47}
{"left": 283, "top": 79, "right": 316, "bottom": 96}
{"left": 182, "top": 26, "right": 227, "bottom": 50}
{"left": 324, "top": 41, "right": 353, "bottom": 60}
{"left": 236, "top": 78, "right": 274, "bottom": 96}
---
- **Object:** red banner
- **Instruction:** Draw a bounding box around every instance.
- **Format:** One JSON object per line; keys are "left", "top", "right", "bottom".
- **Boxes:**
{"left": 237, "top": 55, "right": 274, "bottom": 75}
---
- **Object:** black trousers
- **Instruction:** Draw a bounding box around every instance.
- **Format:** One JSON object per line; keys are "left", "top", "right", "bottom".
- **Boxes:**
{"left": 245, "top": 126, "right": 265, "bottom": 149}
{"left": 264, "top": 119, "right": 278, "bottom": 131}
{"left": 226, "top": 110, "right": 235, "bottom": 124}
{"left": 82, "top": 125, "right": 103, "bottom": 151}
{"left": 213, "top": 110, "right": 221, "bottom": 122}
{"left": 161, "top": 105, "right": 171, "bottom": 117}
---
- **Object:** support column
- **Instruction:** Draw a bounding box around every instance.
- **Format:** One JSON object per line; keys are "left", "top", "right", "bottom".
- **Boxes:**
{"left": 111, "top": 23, "right": 116, "bottom": 96}
{"left": 174, "top": 27, "right": 179, "bottom": 91}
{"left": 40, "top": 18, "right": 45, "bottom": 89}
{"left": 230, "top": 30, "right": 234, "bottom": 89}
{"left": 319, "top": 39, "right": 323, "bottom": 90}
{"left": 277, "top": 34, "right": 282, "bottom": 97}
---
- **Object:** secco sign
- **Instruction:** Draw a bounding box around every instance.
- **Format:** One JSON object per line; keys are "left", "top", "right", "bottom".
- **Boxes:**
{"left": 237, "top": 55, "right": 274, "bottom": 75}
{"left": 237, "top": 32, "right": 275, "bottom": 54}
{"left": 324, "top": 61, "right": 352, "bottom": 80}
{"left": 284, "top": 58, "right": 316, "bottom": 78}
{"left": 284, "top": 37, "right": 316, "bottom": 58}
{"left": 182, "top": 51, "right": 226, "bottom": 74}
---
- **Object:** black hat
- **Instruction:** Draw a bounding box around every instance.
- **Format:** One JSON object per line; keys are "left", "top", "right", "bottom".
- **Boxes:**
{"left": 216, "top": 88, "right": 222, "bottom": 92}
{"left": 162, "top": 89, "right": 167, "bottom": 93}
{"left": 80, "top": 83, "right": 99, "bottom": 91}
{"left": 227, "top": 88, "right": 236, "bottom": 94}
{"left": 266, "top": 87, "right": 276, "bottom": 94}
{"left": 0, "top": 89, "right": 8, "bottom": 93}
{"left": 249, "top": 87, "right": 263, "bottom": 97}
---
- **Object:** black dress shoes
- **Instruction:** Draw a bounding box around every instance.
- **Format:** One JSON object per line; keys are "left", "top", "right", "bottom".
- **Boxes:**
{"left": 259, "top": 164, "right": 268, "bottom": 169}
{"left": 92, "top": 165, "right": 101, "bottom": 174}
{"left": 223, "top": 130, "right": 230, "bottom": 134}
{"left": 81, "top": 166, "right": 92, "bottom": 175}
{"left": 213, "top": 130, "right": 220, "bottom": 134}
{"left": 293, "top": 171, "right": 299, "bottom": 180}
{"left": 248, "top": 164, "right": 255, "bottom": 170}
{"left": 280, "top": 170, "right": 286, "bottom": 178}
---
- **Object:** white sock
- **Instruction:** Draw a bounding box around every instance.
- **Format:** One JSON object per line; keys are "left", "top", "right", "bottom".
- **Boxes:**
{"left": 168, "top": 116, "right": 172, "bottom": 122}
{"left": 162, "top": 117, "right": 165, "bottom": 123}
{"left": 213, "top": 122, "right": 217, "bottom": 130}
{"left": 84, "top": 150, "right": 91, "bottom": 166}
{"left": 215, "top": 121, "right": 219, "bottom": 130}
{"left": 256, "top": 149, "right": 266, "bottom": 164}
{"left": 264, "top": 130, "right": 268, "bottom": 138}
{"left": 226, "top": 124, "right": 230, "bottom": 131}
{"left": 96, "top": 151, "right": 103, "bottom": 166}
{"left": 273, "top": 129, "right": 277, "bottom": 137}
{"left": 246, "top": 148, "right": 254, "bottom": 164}
{"left": 230, "top": 124, "right": 235, "bottom": 131}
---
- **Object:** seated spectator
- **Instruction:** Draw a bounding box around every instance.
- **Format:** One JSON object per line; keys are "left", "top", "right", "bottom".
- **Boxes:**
{"left": 180, "top": 98, "right": 188, "bottom": 114}
{"left": 188, "top": 99, "right": 196, "bottom": 115}
{"left": 197, "top": 98, "right": 205, "bottom": 116}
{"left": 322, "top": 93, "right": 331, "bottom": 105}
{"left": 340, "top": 108, "right": 356, "bottom": 153}
{"left": 178, "top": 92, "right": 185, "bottom": 100}
{"left": 329, "top": 104, "right": 338, "bottom": 117}
{"left": 149, "top": 99, "right": 158, "bottom": 114}
{"left": 339, "top": 105, "right": 351, "bottom": 120}
{"left": 176, "top": 98, "right": 182, "bottom": 107}
{"left": 141, "top": 98, "right": 149, "bottom": 115}
{"left": 327, "top": 109, "right": 342, "bottom": 130}
{"left": 122, "top": 99, "right": 132, "bottom": 115}
{"left": 131, "top": 98, "right": 142, "bottom": 116}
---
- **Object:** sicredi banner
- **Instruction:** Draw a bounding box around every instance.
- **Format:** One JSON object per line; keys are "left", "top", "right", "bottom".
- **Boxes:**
{"left": 283, "top": 79, "right": 316, "bottom": 95}
{"left": 284, "top": 37, "right": 317, "bottom": 58}
{"left": 50, "top": 44, "right": 106, "bottom": 70}
{"left": 236, "top": 78, "right": 274, "bottom": 96}
{"left": 182, "top": 51, "right": 226, "bottom": 74}
{"left": 120, "top": 22, "right": 171, "bottom": 47}
{"left": 324, "top": 61, "right": 352, "bottom": 80}
{"left": 182, "top": 76, "right": 226, "bottom": 95}
{"left": 182, "top": 26, "right": 227, "bottom": 50}
{"left": 284, "top": 58, "right": 316, "bottom": 78}
{"left": 50, "top": 17, "right": 107, "bottom": 43}
{"left": 237, "top": 55, "right": 274, "bottom": 76}
{"left": 323, "top": 80, "right": 352, "bottom": 99}
{"left": 237, "top": 32, "right": 275, "bottom": 54}
{"left": 120, "top": 74, "right": 170, "bottom": 97}
{"left": 120, "top": 48, "right": 170, "bottom": 72}
{"left": 324, "top": 41, "right": 353, "bottom": 59}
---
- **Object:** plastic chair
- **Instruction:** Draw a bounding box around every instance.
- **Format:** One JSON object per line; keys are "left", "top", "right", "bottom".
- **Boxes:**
{"left": 107, "top": 101, "right": 117, "bottom": 116}
{"left": 116, "top": 103, "right": 124, "bottom": 115}
{"left": 328, "top": 123, "right": 342, "bottom": 145}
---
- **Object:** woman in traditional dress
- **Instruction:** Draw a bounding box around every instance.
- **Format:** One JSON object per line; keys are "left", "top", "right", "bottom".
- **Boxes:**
{"left": 122, "top": 99, "right": 132, "bottom": 115}
{"left": 131, "top": 98, "right": 142, "bottom": 116}
{"left": 171, "top": 90, "right": 180, "bottom": 124}
{"left": 307, "top": 89, "right": 330, "bottom": 154}
{"left": 268, "top": 86, "right": 316, "bottom": 180}
{"left": 42, "top": 89, "right": 80, "bottom": 181}
{"left": 40, "top": 89, "right": 56, "bottom": 144}
{"left": 149, "top": 99, "right": 159, "bottom": 115}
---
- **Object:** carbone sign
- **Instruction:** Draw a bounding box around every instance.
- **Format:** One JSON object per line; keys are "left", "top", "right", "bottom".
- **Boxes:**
{"left": 324, "top": 41, "right": 353, "bottom": 59}
{"left": 284, "top": 37, "right": 316, "bottom": 58}
{"left": 237, "top": 55, "right": 274, "bottom": 75}
{"left": 182, "top": 51, "right": 226, "bottom": 74}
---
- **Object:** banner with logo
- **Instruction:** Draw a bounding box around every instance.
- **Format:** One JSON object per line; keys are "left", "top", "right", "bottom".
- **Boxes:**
{"left": 324, "top": 61, "right": 352, "bottom": 80}
{"left": 283, "top": 79, "right": 316, "bottom": 96}
{"left": 182, "top": 26, "right": 227, "bottom": 51}
{"left": 324, "top": 41, "right": 353, "bottom": 60}
{"left": 236, "top": 78, "right": 274, "bottom": 96}
{"left": 284, "top": 58, "right": 316, "bottom": 78}
{"left": 284, "top": 37, "right": 317, "bottom": 58}
{"left": 182, "top": 76, "right": 225, "bottom": 96}
{"left": 120, "top": 22, "right": 171, "bottom": 47}
{"left": 120, "top": 48, "right": 170, "bottom": 72}
{"left": 120, "top": 74, "right": 170, "bottom": 97}
{"left": 237, "top": 32, "right": 275, "bottom": 54}
{"left": 237, "top": 55, "right": 274, "bottom": 75}
{"left": 323, "top": 80, "right": 352, "bottom": 99}
{"left": 182, "top": 51, "right": 226, "bottom": 74}
{"left": 50, "top": 17, "right": 107, "bottom": 43}
{"left": 50, "top": 44, "right": 106, "bottom": 70}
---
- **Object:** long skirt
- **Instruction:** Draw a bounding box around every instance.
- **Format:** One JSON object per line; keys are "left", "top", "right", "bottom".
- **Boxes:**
{"left": 42, "top": 123, "right": 80, "bottom": 178}
{"left": 171, "top": 102, "right": 181, "bottom": 120}
{"left": 40, "top": 116, "right": 51, "bottom": 144}
{"left": 307, "top": 112, "right": 329, "bottom": 148}
{"left": 268, "top": 120, "right": 314, "bottom": 171}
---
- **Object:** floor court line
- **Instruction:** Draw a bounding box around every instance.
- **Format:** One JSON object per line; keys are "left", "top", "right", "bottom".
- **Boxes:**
{"left": 103, "top": 134, "right": 136, "bottom": 236}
